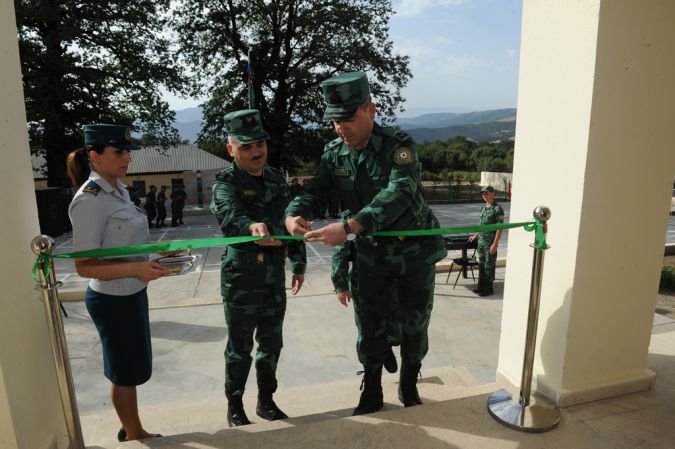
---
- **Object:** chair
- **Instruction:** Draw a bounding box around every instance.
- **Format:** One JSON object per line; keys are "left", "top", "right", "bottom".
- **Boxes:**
{"left": 445, "top": 248, "right": 479, "bottom": 289}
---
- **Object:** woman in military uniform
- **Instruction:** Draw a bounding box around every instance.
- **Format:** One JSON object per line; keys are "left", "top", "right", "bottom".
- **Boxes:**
{"left": 67, "top": 124, "right": 170, "bottom": 442}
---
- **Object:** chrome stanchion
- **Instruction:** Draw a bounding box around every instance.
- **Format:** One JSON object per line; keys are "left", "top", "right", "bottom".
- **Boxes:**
{"left": 31, "top": 236, "right": 85, "bottom": 449}
{"left": 487, "top": 206, "right": 560, "bottom": 432}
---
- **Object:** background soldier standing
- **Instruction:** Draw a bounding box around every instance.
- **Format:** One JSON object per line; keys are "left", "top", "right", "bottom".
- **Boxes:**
{"left": 144, "top": 185, "right": 157, "bottom": 228}
{"left": 155, "top": 185, "right": 167, "bottom": 227}
{"left": 211, "top": 109, "right": 306, "bottom": 427}
{"left": 468, "top": 185, "right": 504, "bottom": 296}
{"left": 285, "top": 71, "right": 447, "bottom": 415}
{"left": 170, "top": 185, "right": 187, "bottom": 226}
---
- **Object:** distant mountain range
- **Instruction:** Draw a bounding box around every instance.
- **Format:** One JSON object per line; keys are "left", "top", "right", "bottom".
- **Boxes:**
{"left": 396, "top": 108, "right": 516, "bottom": 143}
{"left": 172, "top": 107, "right": 516, "bottom": 144}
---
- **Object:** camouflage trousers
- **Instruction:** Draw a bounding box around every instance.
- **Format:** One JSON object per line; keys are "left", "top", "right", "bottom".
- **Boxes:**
{"left": 349, "top": 267, "right": 402, "bottom": 361}
{"left": 355, "top": 261, "right": 435, "bottom": 368}
{"left": 477, "top": 239, "right": 498, "bottom": 290}
{"left": 221, "top": 248, "right": 286, "bottom": 397}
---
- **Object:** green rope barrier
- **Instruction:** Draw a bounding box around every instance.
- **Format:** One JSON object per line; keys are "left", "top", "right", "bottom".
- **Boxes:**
{"left": 32, "top": 219, "right": 548, "bottom": 281}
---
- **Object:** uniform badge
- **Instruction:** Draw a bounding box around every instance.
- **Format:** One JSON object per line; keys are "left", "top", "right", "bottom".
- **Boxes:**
{"left": 82, "top": 181, "right": 101, "bottom": 195}
{"left": 124, "top": 128, "right": 132, "bottom": 141}
{"left": 334, "top": 168, "right": 351, "bottom": 176}
{"left": 243, "top": 190, "right": 257, "bottom": 196}
{"left": 393, "top": 147, "right": 413, "bottom": 165}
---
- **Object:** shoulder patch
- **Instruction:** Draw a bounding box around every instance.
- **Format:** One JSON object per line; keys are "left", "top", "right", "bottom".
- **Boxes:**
{"left": 393, "top": 147, "right": 414, "bottom": 165}
{"left": 324, "top": 137, "right": 343, "bottom": 152}
{"left": 82, "top": 181, "right": 102, "bottom": 195}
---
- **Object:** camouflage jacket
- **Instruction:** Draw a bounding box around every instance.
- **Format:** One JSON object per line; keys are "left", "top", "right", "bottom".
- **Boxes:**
{"left": 211, "top": 162, "right": 306, "bottom": 274}
{"left": 478, "top": 202, "right": 505, "bottom": 244}
{"left": 286, "top": 123, "right": 446, "bottom": 271}
{"left": 331, "top": 241, "right": 356, "bottom": 292}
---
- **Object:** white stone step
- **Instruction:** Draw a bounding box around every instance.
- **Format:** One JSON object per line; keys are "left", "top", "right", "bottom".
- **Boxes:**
{"left": 80, "top": 366, "right": 491, "bottom": 448}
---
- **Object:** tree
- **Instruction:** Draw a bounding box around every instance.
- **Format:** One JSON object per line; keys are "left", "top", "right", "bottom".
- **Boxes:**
{"left": 173, "top": 0, "right": 411, "bottom": 169}
{"left": 16, "top": 0, "right": 186, "bottom": 186}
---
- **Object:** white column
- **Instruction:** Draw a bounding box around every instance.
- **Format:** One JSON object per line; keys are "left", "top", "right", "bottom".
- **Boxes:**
{"left": 498, "top": 0, "right": 675, "bottom": 406}
{"left": 0, "top": 3, "right": 69, "bottom": 448}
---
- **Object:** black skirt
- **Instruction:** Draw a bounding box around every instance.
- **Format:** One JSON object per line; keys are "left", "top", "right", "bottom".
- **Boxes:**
{"left": 85, "top": 287, "right": 152, "bottom": 386}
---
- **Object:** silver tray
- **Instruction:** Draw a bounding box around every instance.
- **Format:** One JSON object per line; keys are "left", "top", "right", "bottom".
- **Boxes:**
{"left": 155, "top": 255, "right": 197, "bottom": 276}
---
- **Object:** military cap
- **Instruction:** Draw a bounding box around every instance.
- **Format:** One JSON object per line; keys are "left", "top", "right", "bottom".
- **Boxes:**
{"left": 321, "top": 71, "right": 371, "bottom": 121}
{"left": 224, "top": 109, "right": 270, "bottom": 144}
{"left": 83, "top": 124, "right": 139, "bottom": 150}
{"left": 480, "top": 185, "right": 495, "bottom": 193}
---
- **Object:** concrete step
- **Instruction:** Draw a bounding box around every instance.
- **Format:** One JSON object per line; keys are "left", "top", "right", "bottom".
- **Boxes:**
{"left": 80, "top": 366, "right": 495, "bottom": 448}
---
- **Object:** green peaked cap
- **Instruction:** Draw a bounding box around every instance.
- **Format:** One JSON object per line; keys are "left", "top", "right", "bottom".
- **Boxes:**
{"left": 321, "top": 71, "right": 370, "bottom": 121}
{"left": 83, "top": 124, "right": 139, "bottom": 150}
{"left": 224, "top": 109, "right": 270, "bottom": 144}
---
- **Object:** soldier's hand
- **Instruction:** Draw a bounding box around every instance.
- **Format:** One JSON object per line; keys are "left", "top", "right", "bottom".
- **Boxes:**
{"left": 250, "top": 223, "right": 282, "bottom": 246}
{"left": 285, "top": 216, "right": 312, "bottom": 236}
{"left": 336, "top": 290, "right": 352, "bottom": 307}
{"left": 305, "top": 222, "right": 346, "bottom": 247}
{"left": 468, "top": 233, "right": 477, "bottom": 243}
{"left": 489, "top": 244, "right": 498, "bottom": 255}
{"left": 291, "top": 274, "right": 305, "bottom": 295}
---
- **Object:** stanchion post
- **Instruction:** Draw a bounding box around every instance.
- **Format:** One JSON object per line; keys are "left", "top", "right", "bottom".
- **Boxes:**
{"left": 487, "top": 206, "right": 561, "bottom": 432}
{"left": 31, "top": 235, "right": 85, "bottom": 449}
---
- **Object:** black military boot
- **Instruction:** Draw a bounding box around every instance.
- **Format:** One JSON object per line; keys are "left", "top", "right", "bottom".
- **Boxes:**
{"left": 383, "top": 346, "right": 398, "bottom": 374}
{"left": 226, "top": 393, "right": 251, "bottom": 427}
{"left": 352, "top": 366, "right": 384, "bottom": 415}
{"left": 473, "top": 268, "right": 485, "bottom": 294}
{"left": 398, "top": 362, "right": 423, "bottom": 407}
{"left": 479, "top": 285, "right": 494, "bottom": 297}
{"left": 256, "top": 390, "right": 288, "bottom": 421}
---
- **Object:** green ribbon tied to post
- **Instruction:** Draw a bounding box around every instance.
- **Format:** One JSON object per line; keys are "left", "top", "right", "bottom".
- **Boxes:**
{"left": 32, "top": 219, "right": 548, "bottom": 281}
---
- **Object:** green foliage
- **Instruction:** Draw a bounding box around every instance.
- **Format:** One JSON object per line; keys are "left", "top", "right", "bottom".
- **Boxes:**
{"left": 16, "top": 0, "right": 187, "bottom": 186}
{"left": 417, "top": 136, "right": 514, "bottom": 174}
{"left": 173, "top": 0, "right": 411, "bottom": 170}
{"left": 199, "top": 140, "right": 231, "bottom": 161}
{"left": 661, "top": 266, "right": 675, "bottom": 290}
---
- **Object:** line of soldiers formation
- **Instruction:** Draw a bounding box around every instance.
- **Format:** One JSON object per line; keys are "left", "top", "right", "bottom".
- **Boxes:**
{"left": 127, "top": 184, "right": 188, "bottom": 228}
{"left": 65, "top": 71, "right": 504, "bottom": 442}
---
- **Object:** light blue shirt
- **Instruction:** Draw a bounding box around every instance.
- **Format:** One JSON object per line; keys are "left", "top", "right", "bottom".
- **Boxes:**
{"left": 68, "top": 171, "right": 150, "bottom": 296}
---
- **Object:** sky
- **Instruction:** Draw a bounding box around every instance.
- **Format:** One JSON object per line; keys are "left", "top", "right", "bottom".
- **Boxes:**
{"left": 163, "top": 0, "right": 523, "bottom": 117}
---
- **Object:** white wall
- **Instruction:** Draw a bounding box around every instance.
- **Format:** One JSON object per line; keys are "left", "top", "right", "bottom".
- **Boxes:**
{"left": 480, "top": 172, "right": 512, "bottom": 192}
{"left": 0, "top": 3, "right": 69, "bottom": 448}
{"left": 498, "top": 0, "right": 675, "bottom": 406}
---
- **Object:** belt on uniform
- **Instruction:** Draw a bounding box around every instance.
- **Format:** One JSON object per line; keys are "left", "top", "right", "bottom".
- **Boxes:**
{"left": 225, "top": 245, "right": 286, "bottom": 265}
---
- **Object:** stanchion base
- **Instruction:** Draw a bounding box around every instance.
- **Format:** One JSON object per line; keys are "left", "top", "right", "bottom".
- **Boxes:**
{"left": 487, "top": 389, "right": 560, "bottom": 433}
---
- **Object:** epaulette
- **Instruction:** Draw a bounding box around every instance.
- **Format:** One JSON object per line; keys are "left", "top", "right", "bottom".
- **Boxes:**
{"left": 265, "top": 165, "right": 284, "bottom": 182}
{"left": 394, "top": 129, "right": 414, "bottom": 145}
{"left": 215, "top": 166, "right": 235, "bottom": 181}
{"left": 324, "top": 137, "right": 343, "bottom": 152}
{"left": 82, "top": 181, "right": 102, "bottom": 196}
{"left": 380, "top": 125, "right": 414, "bottom": 145}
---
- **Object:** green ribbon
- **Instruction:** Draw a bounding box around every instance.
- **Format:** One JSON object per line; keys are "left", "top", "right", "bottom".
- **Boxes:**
{"left": 32, "top": 219, "right": 548, "bottom": 281}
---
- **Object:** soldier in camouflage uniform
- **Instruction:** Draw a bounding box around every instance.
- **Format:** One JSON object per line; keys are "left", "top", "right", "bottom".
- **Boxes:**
{"left": 211, "top": 109, "right": 306, "bottom": 427}
{"left": 468, "top": 185, "right": 504, "bottom": 297}
{"left": 285, "top": 71, "right": 447, "bottom": 415}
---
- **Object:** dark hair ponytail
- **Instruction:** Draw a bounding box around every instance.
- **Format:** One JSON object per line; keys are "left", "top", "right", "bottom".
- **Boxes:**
{"left": 67, "top": 148, "right": 90, "bottom": 190}
{"left": 67, "top": 144, "right": 105, "bottom": 190}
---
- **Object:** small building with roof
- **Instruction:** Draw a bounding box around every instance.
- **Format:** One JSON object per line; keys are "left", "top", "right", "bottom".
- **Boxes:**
{"left": 33, "top": 144, "right": 231, "bottom": 205}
